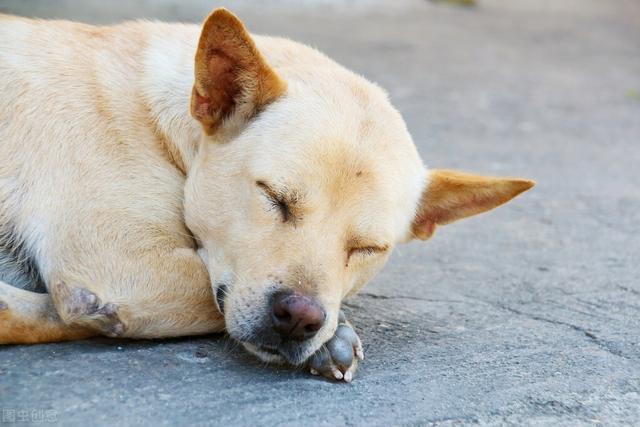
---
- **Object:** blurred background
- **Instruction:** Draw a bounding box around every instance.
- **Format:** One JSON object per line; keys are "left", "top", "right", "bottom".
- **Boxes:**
{"left": 1, "top": 1, "right": 639, "bottom": 426}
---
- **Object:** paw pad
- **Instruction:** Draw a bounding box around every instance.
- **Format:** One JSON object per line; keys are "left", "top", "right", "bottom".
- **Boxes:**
{"left": 307, "top": 310, "right": 363, "bottom": 383}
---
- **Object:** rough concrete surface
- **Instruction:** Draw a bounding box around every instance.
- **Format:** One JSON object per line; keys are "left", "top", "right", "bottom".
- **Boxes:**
{"left": 1, "top": 0, "right": 639, "bottom": 425}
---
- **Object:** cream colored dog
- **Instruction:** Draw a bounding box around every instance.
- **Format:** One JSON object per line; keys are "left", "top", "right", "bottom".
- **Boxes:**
{"left": 0, "top": 9, "right": 533, "bottom": 381}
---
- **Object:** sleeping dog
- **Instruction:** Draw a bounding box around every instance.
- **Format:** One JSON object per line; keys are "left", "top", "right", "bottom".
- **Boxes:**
{"left": 0, "top": 9, "right": 533, "bottom": 381}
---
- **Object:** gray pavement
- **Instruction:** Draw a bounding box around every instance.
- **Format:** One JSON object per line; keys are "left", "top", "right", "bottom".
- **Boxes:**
{"left": 1, "top": 0, "right": 639, "bottom": 425}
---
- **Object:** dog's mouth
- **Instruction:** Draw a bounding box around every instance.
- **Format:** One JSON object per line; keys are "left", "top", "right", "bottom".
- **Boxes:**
{"left": 258, "top": 345, "right": 280, "bottom": 355}
{"left": 242, "top": 336, "right": 322, "bottom": 365}
{"left": 242, "top": 342, "right": 287, "bottom": 364}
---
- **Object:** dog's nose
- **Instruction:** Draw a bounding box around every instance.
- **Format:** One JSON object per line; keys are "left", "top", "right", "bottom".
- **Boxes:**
{"left": 271, "top": 291, "right": 326, "bottom": 340}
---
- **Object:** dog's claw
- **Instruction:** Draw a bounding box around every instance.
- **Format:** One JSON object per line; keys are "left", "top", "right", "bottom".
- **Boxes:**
{"left": 307, "top": 310, "right": 362, "bottom": 383}
{"left": 332, "top": 368, "right": 343, "bottom": 380}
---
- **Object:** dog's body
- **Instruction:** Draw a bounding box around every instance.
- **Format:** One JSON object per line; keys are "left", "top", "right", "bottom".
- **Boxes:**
{"left": 0, "top": 10, "right": 533, "bottom": 381}
{"left": 0, "top": 16, "right": 227, "bottom": 342}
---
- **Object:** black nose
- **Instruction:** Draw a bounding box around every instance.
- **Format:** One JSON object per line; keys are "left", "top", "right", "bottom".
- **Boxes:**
{"left": 271, "top": 291, "right": 326, "bottom": 340}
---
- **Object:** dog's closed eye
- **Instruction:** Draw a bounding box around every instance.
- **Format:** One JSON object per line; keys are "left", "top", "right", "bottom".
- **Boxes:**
{"left": 346, "top": 245, "right": 388, "bottom": 267}
{"left": 256, "top": 181, "right": 299, "bottom": 223}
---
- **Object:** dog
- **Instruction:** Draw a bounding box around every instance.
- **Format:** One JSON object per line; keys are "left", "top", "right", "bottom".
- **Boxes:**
{"left": 0, "top": 8, "right": 534, "bottom": 382}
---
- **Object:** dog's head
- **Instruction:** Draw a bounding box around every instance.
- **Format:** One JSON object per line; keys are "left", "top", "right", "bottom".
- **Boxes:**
{"left": 183, "top": 9, "right": 534, "bottom": 364}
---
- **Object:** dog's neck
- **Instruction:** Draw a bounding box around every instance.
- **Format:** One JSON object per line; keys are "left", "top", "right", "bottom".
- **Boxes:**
{"left": 142, "top": 35, "right": 203, "bottom": 175}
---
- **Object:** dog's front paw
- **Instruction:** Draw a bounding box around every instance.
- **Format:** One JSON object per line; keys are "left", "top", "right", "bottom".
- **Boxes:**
{"left": 308, "top": 311, "right": 363, "bottom": 382}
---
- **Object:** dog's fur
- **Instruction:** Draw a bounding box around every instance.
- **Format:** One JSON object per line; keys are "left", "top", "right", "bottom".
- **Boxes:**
{"left": 0, "top": 9, "right": 533, "bottom": 379}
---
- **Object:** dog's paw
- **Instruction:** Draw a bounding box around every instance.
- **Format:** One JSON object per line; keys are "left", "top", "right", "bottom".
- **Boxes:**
{"left": 54, "top": 283, "right": 125, "bottom": 337}
{"left": 308, "top": 311, "right": 363, "bottom": 382}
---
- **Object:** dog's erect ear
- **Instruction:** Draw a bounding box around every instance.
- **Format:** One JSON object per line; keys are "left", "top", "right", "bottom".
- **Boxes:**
{"left": 411, "top": 169, "right": 535, "bottom": 240}
{"left": 191, "top": 8, "right": 287, "bottom": 134}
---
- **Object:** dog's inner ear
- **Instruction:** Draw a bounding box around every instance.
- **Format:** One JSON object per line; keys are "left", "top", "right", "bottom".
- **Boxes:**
{"left": 191, "top": 8, "right": 287, "bottom": 134}
{"left": 411, "top": 169, "right": 535, "bottom": 240}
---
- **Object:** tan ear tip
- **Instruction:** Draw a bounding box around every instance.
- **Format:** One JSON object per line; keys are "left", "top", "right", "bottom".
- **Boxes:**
{"left": 201, "top": 8, "right": 246, "bottom": 38}
{"left": 211, "top": 7, "right": 232, "bottom": 15}
{"left": 514, "top": 179, "right": 536, "bottom": 193}
{"left": 210, "top": 7, "right": 239, "bottom": 22}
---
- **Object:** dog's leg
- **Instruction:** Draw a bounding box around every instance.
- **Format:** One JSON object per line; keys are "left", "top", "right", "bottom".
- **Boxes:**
{"left": 0, "top": 281, "right": 95, "bottom": 344}
{"left": 48, "top": 248, "right": 224, "bottom": 340}
{"left": 308, "top": 310, "right": 364, "bottom": 382}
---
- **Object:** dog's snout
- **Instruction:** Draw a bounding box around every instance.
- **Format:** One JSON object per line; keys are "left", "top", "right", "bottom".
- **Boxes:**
{"left": 271, "top": 291, "right": 326, "bottom": 340}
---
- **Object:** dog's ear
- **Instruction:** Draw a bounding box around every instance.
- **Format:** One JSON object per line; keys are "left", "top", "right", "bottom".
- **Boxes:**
{"left": 411, "top": 169, "right": 535, "bottom": 240}
{"left": 191, "top": 8, "right": 287, "bottom": 135}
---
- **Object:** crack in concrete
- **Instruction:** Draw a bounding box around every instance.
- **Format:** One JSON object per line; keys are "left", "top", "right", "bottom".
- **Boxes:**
{"left": 357, "top": 292, "right": 464, "bottom": 303}
{"left": 617, "top": 285, "right": 640, "bottom": 297}
{"left": 546, "top": 300, "right": 610, "bottom": 320}
{"left": 388, "top": 290, "right": 637, "bottom": 361}
{"left": 493, "top": 302, "right": 629, "bottom": 360}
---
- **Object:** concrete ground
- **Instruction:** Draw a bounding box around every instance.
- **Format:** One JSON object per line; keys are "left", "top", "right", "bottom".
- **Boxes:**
{"left": 1, "top": 0, "right": 639, "bottom": 425}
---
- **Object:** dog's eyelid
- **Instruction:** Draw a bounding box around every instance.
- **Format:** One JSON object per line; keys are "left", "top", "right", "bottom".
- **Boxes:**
{"left": 256, "top": 180, "right": 293, "bottom": 201}
{"left": 345, "top": 244, "right": 388, "bottom": 267}
{"left": 256, "top": 181, "right": 284, "bottom": 203}
{"left": 256, "top": 180, "right": 277, "bottom": 197}
{"left": 348, "top": 244, "right": 389, "bottom": 256}
{"left": 256, "top": 180, "right": 299, "bottom": 223}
